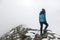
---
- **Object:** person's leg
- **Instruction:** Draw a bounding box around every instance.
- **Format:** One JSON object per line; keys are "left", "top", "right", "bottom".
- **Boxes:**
{"left": 44, "top": 22, "right": 49, "bottom": 33}
{"left": 40, "top": 22, "right": 43, "bottom": 35}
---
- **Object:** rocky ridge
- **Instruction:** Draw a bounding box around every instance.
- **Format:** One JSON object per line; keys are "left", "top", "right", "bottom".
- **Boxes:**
{"left": 0, "top": 24, "right": 60, "bottom": 40}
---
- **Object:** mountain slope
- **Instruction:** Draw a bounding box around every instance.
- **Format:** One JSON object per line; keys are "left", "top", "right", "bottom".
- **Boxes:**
{"left": 0, "top": 24, "right": 60, "bottom": 40}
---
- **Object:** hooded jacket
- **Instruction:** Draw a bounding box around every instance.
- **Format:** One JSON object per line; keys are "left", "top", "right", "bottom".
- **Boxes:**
{"left": 39, "top": 11, "right": 46, "bottom": 22}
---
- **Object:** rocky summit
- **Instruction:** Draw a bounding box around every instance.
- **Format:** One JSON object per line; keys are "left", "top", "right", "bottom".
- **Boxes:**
{"left": 0, "top": 24, "right": 60, "bottom": 40}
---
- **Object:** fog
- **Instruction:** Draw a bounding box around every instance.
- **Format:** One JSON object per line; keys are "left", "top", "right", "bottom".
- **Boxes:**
{"left": 0, "top": 0, "right": 60, "bottom": 36}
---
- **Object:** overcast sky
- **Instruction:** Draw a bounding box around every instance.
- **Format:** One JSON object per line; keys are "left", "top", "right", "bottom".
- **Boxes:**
{"left": 0, "top": 0, "right": 60, "bottom": 36}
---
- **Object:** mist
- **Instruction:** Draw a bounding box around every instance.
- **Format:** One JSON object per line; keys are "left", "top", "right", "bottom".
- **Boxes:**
{"left": 0, "top": 0, "right": 60, "bottom": 36}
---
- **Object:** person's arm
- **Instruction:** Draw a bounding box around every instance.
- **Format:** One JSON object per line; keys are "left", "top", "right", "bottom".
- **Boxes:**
{"left": 44, "top": 13, "right": 46, "bottom": 21}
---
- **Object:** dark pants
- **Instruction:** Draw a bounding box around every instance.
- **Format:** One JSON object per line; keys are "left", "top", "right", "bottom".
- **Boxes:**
{"left": 40, "top": 21, "right": 48, "bottom": 35}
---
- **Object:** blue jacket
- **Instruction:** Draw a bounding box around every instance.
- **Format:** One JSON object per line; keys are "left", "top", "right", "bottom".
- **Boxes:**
{"left": 39, "top": 11, "right": 46, "bottom": 22}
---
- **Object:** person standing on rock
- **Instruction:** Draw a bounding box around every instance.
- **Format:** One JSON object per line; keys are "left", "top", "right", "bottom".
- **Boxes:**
{"left": 39, "top": 8, "right": 49, "bottom": 35}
